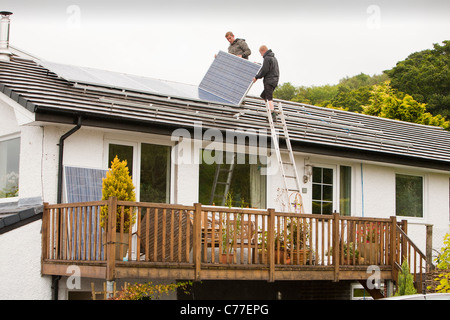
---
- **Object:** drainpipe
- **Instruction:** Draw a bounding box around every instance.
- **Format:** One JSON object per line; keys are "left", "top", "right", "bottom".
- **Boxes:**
{"left": 57, "top": 116, "right": 82, "bottom": 204}
{"left": 53, "top": 116, "right": 82, "bottom": 300}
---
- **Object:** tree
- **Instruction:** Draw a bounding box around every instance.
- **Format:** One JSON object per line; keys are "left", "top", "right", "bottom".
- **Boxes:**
{"left": 385, "top": 40, "right": 450, "bottom": 118}
{"left": 362, "top": 82, "right": 450, "bottom": 129}
{"left": 100, "top": 155, "right": 136, "bottom": 232}
{"left": 395, "top": 260, "right": 417, "bottom": 296}
{"left": 273, "top": 82, "right": 297, "bottom": 101}
{"left": 326, "top": 85, "right": 372, "bottom": 112}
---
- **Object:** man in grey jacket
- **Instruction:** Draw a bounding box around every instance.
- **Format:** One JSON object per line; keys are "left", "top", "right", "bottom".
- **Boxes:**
{"left": 225, "top": 31, "right": 251, "bottom": 59}
{"left": 253, "top": 45, "right": 279, "bottom": 120}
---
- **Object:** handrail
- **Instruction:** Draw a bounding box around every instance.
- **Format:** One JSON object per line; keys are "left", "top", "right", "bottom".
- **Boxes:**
{"left": 41, "top": 199, "right": 427, "bottom": 287}
{"left": 394, "top": 224, "right": 428, "bottom": 293}
{"left": 396, "top": 225, "right": 427, "bottom": 260}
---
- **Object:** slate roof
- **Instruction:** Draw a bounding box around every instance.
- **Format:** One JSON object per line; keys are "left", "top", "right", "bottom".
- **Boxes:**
{"left": 0, "top": 203, "right": 43, "bottom": 234}
{"left": 0, "top": 55, "right": 449, "bottom": 171}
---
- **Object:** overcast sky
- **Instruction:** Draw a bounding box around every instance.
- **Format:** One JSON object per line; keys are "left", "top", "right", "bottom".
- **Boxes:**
{"left": 3, "top": 0, "right": 450, "bottom": 96}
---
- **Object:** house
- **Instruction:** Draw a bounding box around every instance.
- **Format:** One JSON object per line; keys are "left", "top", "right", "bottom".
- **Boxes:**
{"left": 0, "top": 13, "right": 449, "bottom": 300}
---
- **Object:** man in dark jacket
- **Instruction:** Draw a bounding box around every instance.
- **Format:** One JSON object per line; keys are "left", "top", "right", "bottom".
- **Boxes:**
{"left": 225, "top": 31, "right": 251, "bottom": 59}
{"left": 253, "top": 45, "right": 279, "bottom": 120}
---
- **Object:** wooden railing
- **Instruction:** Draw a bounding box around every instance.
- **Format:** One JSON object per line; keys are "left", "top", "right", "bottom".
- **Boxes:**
{"left": 41, "top": 198, "right": 427, "bottom": 288}
{"left": 393, "top": 225, "right": 428, "bottom": 293}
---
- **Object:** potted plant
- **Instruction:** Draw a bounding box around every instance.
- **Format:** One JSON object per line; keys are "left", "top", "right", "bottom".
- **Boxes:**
{"left": 100, "top": 156, "right": 136, "bottom": 260}
{"left": 328, "top": 242, "right": 364, "bottom": 265}
{"left": 357, "top": 223, "right": 381, "bottom": 264}
{"left": 257, "top": 230, "right": 290, "bottom": 264}
{"left": 286, "top": 218, "right": 311, "bottom": 265}
{"left": 219, "top": 192, "right": 242, "bottom": 264}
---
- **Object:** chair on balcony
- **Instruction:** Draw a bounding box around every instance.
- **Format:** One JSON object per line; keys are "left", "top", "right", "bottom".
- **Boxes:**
{"left": 138, "top": 208, "right": 193, "bottom": 263}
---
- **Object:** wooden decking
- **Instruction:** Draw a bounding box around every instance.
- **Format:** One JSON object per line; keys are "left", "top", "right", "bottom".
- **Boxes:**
{"left": 41, "top": 198, "right": 429, "bottom": 293}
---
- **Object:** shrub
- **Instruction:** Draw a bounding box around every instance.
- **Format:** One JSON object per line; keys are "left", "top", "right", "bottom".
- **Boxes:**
{"left": 395, "top": 260, "right": 417, "bottom": 296}
{"left": 100, "top": 156, "right": 136, "bottom": 232}
{"left": 113, "top": 281, "right": 192, "bottom": 300}
{"left": 432, "top": 232, "right": 450, "bottom": 293}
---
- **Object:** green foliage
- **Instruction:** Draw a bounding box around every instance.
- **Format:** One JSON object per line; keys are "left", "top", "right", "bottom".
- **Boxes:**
{"left": 432, "top": 232, "right": 450, "bottom": 293}
{"left": 273, "top": 82, "right": 297, "bottom": 101}
{"left": 385, "top": 40, "right": 450, "bottom": 118}
{"left": 436, "top": 232, "right": 450, "bottom": 270}
{"left": 100, "top": 156, "right": 136, "bottom": 232}
{"left": 362, "top": 82, "right": 449, "bottom": 129}
{"left": 113, "top": 281, "right": 192, "bottom": 300}
{"left": 395, "top": 260, "right": 417, "bottom": 296}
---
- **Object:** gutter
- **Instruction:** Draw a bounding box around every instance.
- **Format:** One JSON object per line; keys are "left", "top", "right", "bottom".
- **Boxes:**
{"left": 53, "top": 115, "right": 82, "bottom": 300}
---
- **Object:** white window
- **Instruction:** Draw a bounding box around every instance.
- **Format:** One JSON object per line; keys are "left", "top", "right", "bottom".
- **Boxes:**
{"left": 311, "top": 165, "right": 352, "bottom": 215}
{"left": 0, "top": 136, "right": 20, "bottom": 199}
{"left": 396, "top": 174, "right": 423, "bottom": 218}
{"left": 107, "top": 141, "right": 171, "bottom": 203}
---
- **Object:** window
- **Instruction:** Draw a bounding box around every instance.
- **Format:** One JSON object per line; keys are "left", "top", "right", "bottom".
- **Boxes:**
{"left": 396, "top": 174, "right": 423, "bottom": 218}
{"left": 0, "top": 137, "right": 20, "bottom": 199}
{"left": 199, "top": 150, "right": 266, "bottom": 208}
{"left": 108, "top": 142, "right": 171, "bottom": 203}
{"left": 312, "top": 167, "right": 333, "bottom": 215}
{"left": 108, "top": 144, "right": 134, "bottom": 176}
{"left": 140, "top": 143, "right": 171, "bottom": 203}
{"left": 339, "top": 166, "right": 351, "bottom": 216}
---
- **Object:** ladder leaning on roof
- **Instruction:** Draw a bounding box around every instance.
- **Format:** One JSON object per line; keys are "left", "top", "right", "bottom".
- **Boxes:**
{"left": 209, "top": 153, "right": 236, "bottom": 206}
{"left": 266, "top": 101, "right": 305, "bottom": 213}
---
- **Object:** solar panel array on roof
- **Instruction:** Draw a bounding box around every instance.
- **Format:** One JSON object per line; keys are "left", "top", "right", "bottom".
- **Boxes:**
{"left": 38, "top": 60, "right": 202, "bottom": 101}
{"left": 38, "top": 52, "right": 261, "bottom": 106}
{"left": 199, "top": 50, "right": 261, "bottom": 106}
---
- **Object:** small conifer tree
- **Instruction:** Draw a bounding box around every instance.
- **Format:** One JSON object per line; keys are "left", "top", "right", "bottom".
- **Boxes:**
{"left": 100, "top": 156, "right": 136, "bottom": 232}
{"left": 395, "top": 259, "right": 417, "bottom": 296}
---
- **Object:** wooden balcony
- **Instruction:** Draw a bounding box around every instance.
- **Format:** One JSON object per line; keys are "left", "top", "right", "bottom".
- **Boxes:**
{"left": 41, "top": 198, "right": 429, "bottom": 294}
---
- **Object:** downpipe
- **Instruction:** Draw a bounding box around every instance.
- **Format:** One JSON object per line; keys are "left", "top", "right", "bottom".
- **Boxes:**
{"left": 53, "top": 116, "right": 82, "bottom": 300}
{"left": 57, "top": 116, "right": 82, "bottom": 204}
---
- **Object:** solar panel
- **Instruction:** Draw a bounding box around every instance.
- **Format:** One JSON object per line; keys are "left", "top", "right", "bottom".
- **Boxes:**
{"left": 199, "top": 51, "right": 261, "bottom": 106}
{"left": 64, "top": 166, "right": 107, "bottom": 203}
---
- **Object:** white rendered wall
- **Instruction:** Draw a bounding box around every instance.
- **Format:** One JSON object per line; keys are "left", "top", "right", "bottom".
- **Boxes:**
{"left": 0, "top": 220, "right": 53, "bottom": 300}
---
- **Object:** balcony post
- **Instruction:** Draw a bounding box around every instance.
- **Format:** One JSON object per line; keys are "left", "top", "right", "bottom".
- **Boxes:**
{"left": 268, "top": 208, "right": 275, "bottom": 282}
{"left": 106, "top": 197, "right": 117, "bottom": 289}
{"left": 332, "top": 212, "right": 340, "bottom": 282}
{"left": 390, "top": 216, "right": 397, "bottom": 283}
{"left": 193, "top": 203, "right": 202, "bottom": 281}
{"left": 41, "top": 203, "right": 50, "bottom": 272}
{"left": 426, "top": 224, "right": 433, "bottom": 271}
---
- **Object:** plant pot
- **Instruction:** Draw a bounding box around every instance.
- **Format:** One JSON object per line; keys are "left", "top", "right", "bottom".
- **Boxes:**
{"left": 220, "top": 253, "right": 234, "bottom": 264}
{"left": 103, "top": 232, "right": 129, "bottom": 261}
{"left": 359, "top": 243, "right": 380, "bottom": 264}
{"left": 342, "top": 257, "right": 365, "bottom": 265}
{"left": 290, "top": 249, "right": 310, "bottom": 265}
{"left": 257, "top": 250, "right": 290, "bottom": 264}
{"left": 274, "top": 250, "right": 290, "bottom": 264}
{"left": 116, "top": 232, "right": 129, "bottom": 261}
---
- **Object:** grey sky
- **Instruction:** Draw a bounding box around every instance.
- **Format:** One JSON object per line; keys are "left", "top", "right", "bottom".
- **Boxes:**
{"left": 3, "top": 1, "right": 450, "bottom": 96}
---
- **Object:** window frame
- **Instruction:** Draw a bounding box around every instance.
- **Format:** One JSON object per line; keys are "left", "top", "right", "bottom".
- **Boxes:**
{"left": 311, "top": 164, "right": 337, "bottom": 215}
{"left": 198, "top": 144, "right": 268, "bottom": 209}
{"left": 394, "top": 172, "right": 425, "bottom": 220}
{"left": 104, "top": 138, "right": 173, "bottom": 203}
{"left": 310, "top": 163, "right": 353, "bottom": 216}
{"left": 0, "top": 133, "right": 21, "bottom": 203}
